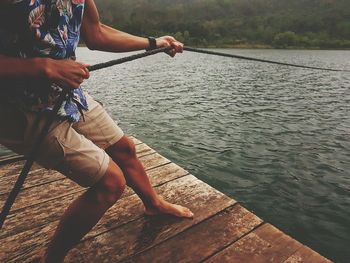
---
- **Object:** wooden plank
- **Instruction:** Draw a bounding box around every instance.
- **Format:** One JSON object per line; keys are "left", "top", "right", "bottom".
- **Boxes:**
{"left": 0, "top": 160, "right": 41, "bottom": 179}
{"left": 0, "top": 155, "right": 25, "bottom": 166}
{"left": 284, "top": 246, "right": 331, "bottom": 263}
{"left": 0, "top": 178, "right": 79, "bottom": 212}
{"left": 0, "top": 143, "right": 154, "bottom": 194}
{"left": 3, "top": 175, "right": 234, "bottom": 262}
{"left": 205, "top": 224, "right": 305, "bottom": 263}
{"left": 129, "top": 136, "right": 142, "bottom": 145}
{"left": 0, "top": 151, "right": 166, "bottom": 212}
{"left": 0, "top": 162, "right": 188, "bottom": 240}
{"left": 0, "top": 169, "right": 63, "bottom": 195}
{"left": 125, "top": 204, "right": 263, "bottom": 263}
{"left": 134, "top": 142, "right": 156, "bottom": 156}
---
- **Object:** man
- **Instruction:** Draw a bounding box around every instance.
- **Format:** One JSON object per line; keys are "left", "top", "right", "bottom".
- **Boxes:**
{"left": 0, "top": 0, "right": 193, "bottom": 262}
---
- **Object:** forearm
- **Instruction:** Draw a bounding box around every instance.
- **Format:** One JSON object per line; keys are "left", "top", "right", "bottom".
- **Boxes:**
{"left": 0, "top": 55, "right": 90, "bottom": 89}
{"left": 87, "top": 24, "right": 149, "bottom": 52}
{"left": 0, "top": 55, "right": 46, "bottom": 79}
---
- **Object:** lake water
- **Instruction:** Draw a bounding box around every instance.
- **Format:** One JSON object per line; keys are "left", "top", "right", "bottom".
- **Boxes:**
{"left": 1, "top": 48, "right": 350, "bottom": 261}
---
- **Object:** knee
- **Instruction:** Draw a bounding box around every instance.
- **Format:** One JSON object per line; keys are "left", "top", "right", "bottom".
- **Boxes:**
{"left": 93, "top": 167, "right": 126, "bottom": 206}
{"left": 108, "top": 136, "right": 137, "bottom": 161}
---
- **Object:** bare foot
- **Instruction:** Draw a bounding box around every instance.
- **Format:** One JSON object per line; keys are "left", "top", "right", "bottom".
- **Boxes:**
{"left": 145, "top": 196, "right": 194, "bottom": 218}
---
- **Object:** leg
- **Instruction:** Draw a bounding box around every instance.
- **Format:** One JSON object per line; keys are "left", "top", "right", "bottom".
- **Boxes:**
{"left": 41, "top": 159, "right": 126, "bottom": 263}
{"left": 106, "top": 136, "right": 193, "bottom": 218}
{"left": 70, "top": 93, "right": 192, "bottom": 217}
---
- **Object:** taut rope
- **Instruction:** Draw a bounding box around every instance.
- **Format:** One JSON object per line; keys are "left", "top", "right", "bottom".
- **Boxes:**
{"left": 184, "top": 47, "right": 349, "bottom": 72}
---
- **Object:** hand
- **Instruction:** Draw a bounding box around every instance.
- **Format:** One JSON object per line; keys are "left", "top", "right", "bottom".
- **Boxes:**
{"left": 42, "top": 58, "right": 90, "bottom": 89}
{"left": 156, "top": 36, "right": 184, "bottom": 57}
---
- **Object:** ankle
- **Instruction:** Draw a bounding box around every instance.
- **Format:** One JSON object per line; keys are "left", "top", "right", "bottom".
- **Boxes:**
{"left": 145, "top": 195, "right": 163, "bottom": 209}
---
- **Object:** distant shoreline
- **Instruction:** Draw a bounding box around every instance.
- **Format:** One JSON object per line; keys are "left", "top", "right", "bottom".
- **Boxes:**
{"left": 78, "top": 43, "right": 350, "bottom": 51}
{"left": 194, "top": 43, "right": 350, "bottom": 51}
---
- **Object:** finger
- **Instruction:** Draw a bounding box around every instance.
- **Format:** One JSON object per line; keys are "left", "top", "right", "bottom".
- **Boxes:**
{"left": 80, "top": 63, "right": 90, "bottom": 78}
{"left": 80, "top": 68, "right": 90, "bottom": 79}
{"left": 172, "top": 42, "right": 183, "bottom": 53}
{"left": 168, "top": 40, "right": 183, "bottom": 53}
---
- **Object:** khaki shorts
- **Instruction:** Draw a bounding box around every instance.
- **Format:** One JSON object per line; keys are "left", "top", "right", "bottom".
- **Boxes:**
{"left": 0, "top": 93, "right": 124, "bottom": 187}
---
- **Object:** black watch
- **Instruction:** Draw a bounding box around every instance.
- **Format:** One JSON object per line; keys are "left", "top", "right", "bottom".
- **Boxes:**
{"left": 146, "top": 37, "right": 157, "bottom": 51}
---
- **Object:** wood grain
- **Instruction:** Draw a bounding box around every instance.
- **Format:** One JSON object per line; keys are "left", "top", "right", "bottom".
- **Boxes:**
{"left": 284, "top": 245, "right": 331, "bottom": 263}
{"left": 125, "top": 204, "right": 262, "bottom": 263}
{"left": 205, "top": 223, "right": 307, "bottom": 263}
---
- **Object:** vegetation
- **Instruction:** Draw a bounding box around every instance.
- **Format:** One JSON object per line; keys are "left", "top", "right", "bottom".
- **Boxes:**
{"left": 95, "top": 0, "right": 350, "bottom": 49}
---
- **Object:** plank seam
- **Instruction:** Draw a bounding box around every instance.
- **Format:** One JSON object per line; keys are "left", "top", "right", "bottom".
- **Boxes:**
{"left": 138, "top": 151, "right": 159, "bottom": 159}
{"left": 200, "top": 221, "right": 266, "bottom": 262}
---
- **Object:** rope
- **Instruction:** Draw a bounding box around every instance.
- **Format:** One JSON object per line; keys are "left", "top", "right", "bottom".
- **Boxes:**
{"left": 0, "top": 46, "right": 171, "bottom": 229}
{"left": 184, "top": 47, "right": 349, "bottom": 72}
{"left": 88, "top": 46, "right": 171, "bottom": 72}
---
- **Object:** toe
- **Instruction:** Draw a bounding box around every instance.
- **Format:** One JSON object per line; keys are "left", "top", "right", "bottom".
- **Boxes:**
{"left": 183, "top": 208, "right": 194, "bottom": 218}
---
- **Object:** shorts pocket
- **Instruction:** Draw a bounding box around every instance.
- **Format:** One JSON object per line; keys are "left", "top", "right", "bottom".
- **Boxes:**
{"left": 37, "top": 136, "right": 66, "bottom": 169}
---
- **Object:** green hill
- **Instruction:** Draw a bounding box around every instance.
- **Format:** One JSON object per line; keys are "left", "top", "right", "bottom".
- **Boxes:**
{"left": 95, "top": 0, "right": 350, "bottom": 49}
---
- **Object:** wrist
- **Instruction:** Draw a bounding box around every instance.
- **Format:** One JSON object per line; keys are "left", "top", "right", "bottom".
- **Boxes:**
{"left": 33, "top": 57, "right": 54, "bottom": 79}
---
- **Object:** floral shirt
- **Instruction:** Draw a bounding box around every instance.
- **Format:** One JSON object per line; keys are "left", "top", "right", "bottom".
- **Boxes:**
{"left": 0, "top": 0, "right": 88, "bottom": 122}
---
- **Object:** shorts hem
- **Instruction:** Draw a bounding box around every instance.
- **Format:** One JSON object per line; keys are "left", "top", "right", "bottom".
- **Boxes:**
{"left": 102, "top": 130, "right": 125, "bottom": 150}
{"left": 89, "top": 152, "right": 110, "bottom": 187}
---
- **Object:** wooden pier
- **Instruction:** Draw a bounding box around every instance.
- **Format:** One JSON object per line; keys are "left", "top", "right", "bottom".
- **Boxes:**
{"left": 0, "top": 137, "right": 331, "bottom": 262}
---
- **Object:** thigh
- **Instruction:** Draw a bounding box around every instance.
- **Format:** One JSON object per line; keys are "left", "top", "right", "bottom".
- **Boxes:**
{"left": 72, "top": 93, "right": 124, "bottom": 150}
{"left": 0, "top": 103, "right": 110, "bottom": 187}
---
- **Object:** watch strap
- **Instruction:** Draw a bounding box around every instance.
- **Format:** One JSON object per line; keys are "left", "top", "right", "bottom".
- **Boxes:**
{"left": 146, "top": 37, "right": 157, "bottom": 51}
